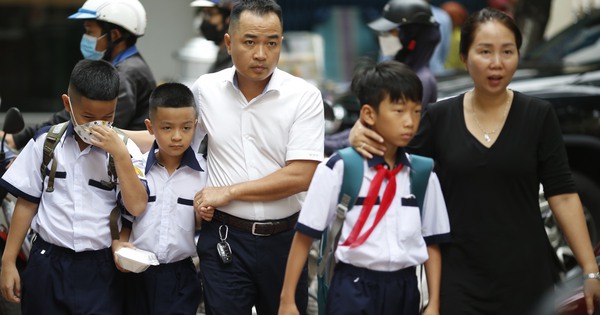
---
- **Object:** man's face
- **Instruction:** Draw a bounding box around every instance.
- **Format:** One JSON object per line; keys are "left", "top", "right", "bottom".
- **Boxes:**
{"left": 225, "top": 11, "right": 282, "bottom": 85}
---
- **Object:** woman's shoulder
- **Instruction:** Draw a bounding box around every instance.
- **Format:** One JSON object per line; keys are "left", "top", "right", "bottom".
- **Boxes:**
{"left": 512, "top": 90, "right": 553, "bottom": 114}
{"left": 427, "top": 94, "right": 464, "bottom": 114}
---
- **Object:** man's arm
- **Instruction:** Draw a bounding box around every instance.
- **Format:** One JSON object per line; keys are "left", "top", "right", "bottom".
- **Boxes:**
{"left": 195, "top": 160, "right": 318, "bottom": 209}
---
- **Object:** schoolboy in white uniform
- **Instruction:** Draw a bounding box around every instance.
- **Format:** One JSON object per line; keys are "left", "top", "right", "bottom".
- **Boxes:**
{"left": 279, "top": 60, "right": 451, "bottom": 315}
{"left": 0, "top": 59, "right": 147, "bottom": 315}
{"left": 114, "top": 83, "right": 210, "bottom": 315}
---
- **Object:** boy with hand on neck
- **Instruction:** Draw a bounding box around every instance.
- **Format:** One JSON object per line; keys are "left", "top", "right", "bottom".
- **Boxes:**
{"left": 0, "top": 59, "right": 147, "bottom": 315}
{"left": 279, "top": 60, "right": 450, "bottom": 315}
{"left": 112, "top": 83, "right": 212, "bottom": 315}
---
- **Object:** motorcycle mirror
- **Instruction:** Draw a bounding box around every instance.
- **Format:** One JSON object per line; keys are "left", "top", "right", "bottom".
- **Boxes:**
{"left": 3, "top": 107, "right": 24, "bottom": 134}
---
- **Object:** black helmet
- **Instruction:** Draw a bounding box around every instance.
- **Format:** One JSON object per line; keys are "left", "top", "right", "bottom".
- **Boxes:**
{"left": 368, "top": 0, "right": 435, "bottom": 32}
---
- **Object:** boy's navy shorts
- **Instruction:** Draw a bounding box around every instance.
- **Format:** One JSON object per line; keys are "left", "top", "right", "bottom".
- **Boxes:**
{"left": 326, "top": 263, "right": 419, "bottom": 315}
{"left": 21, "top": 236, "right": 124, "bottom": 315}
{"left": 123, "top": 257, "right": 201, "bottom": 315}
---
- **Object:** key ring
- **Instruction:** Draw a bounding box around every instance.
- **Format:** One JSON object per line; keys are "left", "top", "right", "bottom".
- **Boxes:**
{"left": 219, "top": 225, "right": 229, "bottom": 242}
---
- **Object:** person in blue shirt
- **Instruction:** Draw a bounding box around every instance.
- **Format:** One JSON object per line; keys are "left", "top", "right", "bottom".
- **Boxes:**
{"left": 3, "top": 0, "right": 156, "bottom": 151}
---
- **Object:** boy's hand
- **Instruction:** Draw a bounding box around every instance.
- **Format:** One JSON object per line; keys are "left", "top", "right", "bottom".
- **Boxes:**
{"left": 90, "top": 125, "right": 129, "bottom": 159}
{"left": 0, "top": 262, "right": 21, "bottom": 303}
{"left": 422, "top": 305, "right": 439, "bottom": 315}
{"left": 349, "top": 120, "right": 386, "bottom": 159}
{"left": 278, "top": 301, "right": 300, "bottom": 315}
{"left": 112, "top": 239, "right": 135, "bottom": 273}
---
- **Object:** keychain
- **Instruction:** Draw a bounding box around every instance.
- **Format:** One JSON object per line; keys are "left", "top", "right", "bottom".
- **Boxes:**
{"left": 217, "top": 225, "right": 233, "bottom": 264}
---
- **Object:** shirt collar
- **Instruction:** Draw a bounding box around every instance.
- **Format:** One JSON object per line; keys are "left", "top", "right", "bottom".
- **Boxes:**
{"left": 112, "top": 45, "right": 139, "bottom": 66}
{"left": 144, "top": 141, "right": 204, "bottom": 175}
{"left": 226, "top": 66, "right": 282, "bottom": 95}
{"left": 366, "top": 147, "right": 411, "bottom": 169}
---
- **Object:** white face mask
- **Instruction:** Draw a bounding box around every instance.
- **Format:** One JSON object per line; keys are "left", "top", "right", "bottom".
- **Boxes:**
{"left": 378, "top": 33, "right": 403, "bottom": 58}
{"left": 67, "top": 97, "right": 112, "bottom": 145}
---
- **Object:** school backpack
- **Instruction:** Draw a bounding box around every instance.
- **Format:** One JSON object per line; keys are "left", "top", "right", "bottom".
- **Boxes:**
{"left": 316, "top": 147, "right": 433, "bottom": 315}
{"left": 40, "top": 121, "right": 129, "bottom": 240}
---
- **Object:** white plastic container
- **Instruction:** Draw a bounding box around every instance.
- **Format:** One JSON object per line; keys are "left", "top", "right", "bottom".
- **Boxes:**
{"left": 115, "top": 247, "right": 159, "bottom": 273}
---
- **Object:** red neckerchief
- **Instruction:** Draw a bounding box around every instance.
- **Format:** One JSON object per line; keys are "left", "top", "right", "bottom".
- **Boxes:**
{"left": 341, "top": 163, "right": 403, "bottom": 248}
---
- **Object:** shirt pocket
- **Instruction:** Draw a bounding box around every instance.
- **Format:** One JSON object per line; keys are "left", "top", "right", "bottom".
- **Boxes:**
{"left": 175, "top": 198, "right": 195, "bottom": 232}
{"left": 397, "top": 196, "right": 422, "bottom": 242}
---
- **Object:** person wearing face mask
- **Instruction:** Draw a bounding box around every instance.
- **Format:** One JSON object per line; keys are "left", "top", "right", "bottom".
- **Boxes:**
{"left": 0, "top": 59, "right": 147, "bottom": 315}
{"left": 324, "top": 0, "right": 440, "bottom": 155}
{"left": 1, "top": 0, "right": 156, "bottom": 152}
{"left": 191, "top": 0, "right": 234, "bottom": 74}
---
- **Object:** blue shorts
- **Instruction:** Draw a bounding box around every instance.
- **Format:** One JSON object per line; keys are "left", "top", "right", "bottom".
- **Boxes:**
{"left": 21, "top": 236, "right": 124, "bottom": 315}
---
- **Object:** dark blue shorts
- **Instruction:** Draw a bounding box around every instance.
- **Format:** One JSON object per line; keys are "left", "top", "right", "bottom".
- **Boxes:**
{"left": 123, "top": 257, "right": 201, "bottom": 315}
{"left": 327, "top": 263, "right": 419, "bottom": 315}
{"left": 21, "top": 236, "right": 123, "bottom": 315}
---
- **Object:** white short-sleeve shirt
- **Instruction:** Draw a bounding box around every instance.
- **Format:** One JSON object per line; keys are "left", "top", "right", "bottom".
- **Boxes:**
{"left": 0, "top": 123, "right": 145, "bottom": 252}
{"left": 190, "top": 67, "right": 324, "bottom": 220}
{"left": 126, "top": 143, "right": 207, "bottom": 264}
{"left": 296, "top": 149, "right": 451, "bottom": 272}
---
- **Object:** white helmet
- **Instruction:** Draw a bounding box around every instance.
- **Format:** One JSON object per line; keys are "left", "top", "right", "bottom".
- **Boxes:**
{"left": 68, "top": 0, "right": 147, "bottom": 37}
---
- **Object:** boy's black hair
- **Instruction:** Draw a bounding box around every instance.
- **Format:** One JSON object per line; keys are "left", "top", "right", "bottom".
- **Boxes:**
{"left": 148, "top": 82, "right": 198, "bottom": 119}
{"left": 351, "top": 59, "right": 423, "bottom": 111}
{"left": 69, "top": 59, "right": 119, "bottom": 101}
{"left": 229, "top": 0, "right": 283, "bottom": 33}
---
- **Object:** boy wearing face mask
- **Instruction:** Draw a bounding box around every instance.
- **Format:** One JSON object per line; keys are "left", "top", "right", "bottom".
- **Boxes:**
{"left": 0, "top": 59, "right": 148, "bottom": 315}
{"left": 191, "top": 0, "right": 234, "bottom": 73}
{"left": 2, "top": 0, "right": 156, "bottom": 152}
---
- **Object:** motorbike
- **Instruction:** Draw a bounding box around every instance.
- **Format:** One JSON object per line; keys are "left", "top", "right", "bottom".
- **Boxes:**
{"left": 0, "top": 106, "right": 28, "bottom": 315}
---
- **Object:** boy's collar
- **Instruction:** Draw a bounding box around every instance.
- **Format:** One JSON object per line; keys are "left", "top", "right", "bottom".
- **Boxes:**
{"left": 144, "top": 141, "right": 204, "bottom": 175}
{"left": 366, "top": 147, "right": 411, "bottom": 169}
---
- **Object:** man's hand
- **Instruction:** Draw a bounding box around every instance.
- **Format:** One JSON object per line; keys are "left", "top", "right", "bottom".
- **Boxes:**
{"left": 194, "top": 186, "right": 233, "bottom": 210}
{"left": 0, "top": 261, "right": 21, "bottom": 303}
{"left": 349, "top": 120, "right": 386, "bottom": 159}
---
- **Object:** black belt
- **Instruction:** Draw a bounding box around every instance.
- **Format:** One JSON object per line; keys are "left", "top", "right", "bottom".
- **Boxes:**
{"left": 213, "top": 210, "right": 299, "bottom": 236}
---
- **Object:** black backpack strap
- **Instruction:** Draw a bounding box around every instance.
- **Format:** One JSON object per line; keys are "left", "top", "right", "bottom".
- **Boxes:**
{"left": 41, "top": 122, "right": 69, "bottom": 193}
{"left": 108, "top": 127, "right": 130, "bottom": 240}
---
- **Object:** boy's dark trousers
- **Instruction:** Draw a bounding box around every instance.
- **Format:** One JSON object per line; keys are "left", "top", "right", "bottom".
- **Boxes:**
{"left": 326, "top": 263, "right": 420, "bottom": 315}
{"left": 21, "top": 236, "right": 124, "bottom": 315}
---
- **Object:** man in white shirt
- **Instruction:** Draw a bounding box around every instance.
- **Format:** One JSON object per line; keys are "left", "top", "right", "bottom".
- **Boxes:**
{"left": 190, "top": 0, "right": 324, "bottom": 314}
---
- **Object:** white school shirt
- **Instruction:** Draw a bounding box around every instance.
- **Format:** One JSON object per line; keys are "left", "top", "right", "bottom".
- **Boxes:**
{"left": 0, "top": 123, "right": 145, "bottom": 252}
{"left": 296, "top": 149, "right": 451, "bottom": 272}
{"left": 190, "top": 66, "right": 324, "bottom": 220}
{"left": 126, "top": 142, "right": 207, "bottom": 264}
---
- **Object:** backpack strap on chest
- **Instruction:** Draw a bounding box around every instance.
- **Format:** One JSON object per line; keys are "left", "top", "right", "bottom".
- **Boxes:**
{"left": 408, "top": 154, "right": 434, "bottom": 212}
{"left": 41, "top": 122, "right": 69, "bottom": 192}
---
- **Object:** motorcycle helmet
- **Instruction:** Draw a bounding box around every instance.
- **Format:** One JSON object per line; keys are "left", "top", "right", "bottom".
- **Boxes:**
{"left": 68, "top": 0, "right": 147, "bottom": 37}
{"left": 190, "top": 0, "right": 233, "bottom": 10}
{"left": 368, "top": 0, "right": 435, "bottom": 32}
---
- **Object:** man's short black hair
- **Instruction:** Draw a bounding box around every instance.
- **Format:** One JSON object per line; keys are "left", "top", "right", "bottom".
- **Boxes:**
{"left": 68, "top": 59, "right": 119, "bottom": 101}
{"left": 149, "top": 82, "right": 198, "bottom": 119}
{"left": 351, "top": 59, "right": 423, "bottom": 111}
{"left": 229, "top": 0, "right": 283, "bottom": 33}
